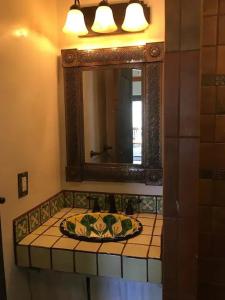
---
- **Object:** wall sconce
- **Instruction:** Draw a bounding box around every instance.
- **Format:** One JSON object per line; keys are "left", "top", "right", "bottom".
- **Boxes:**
{"left": 92, "top": 0, "right": 118, "bottom": 33}
{"left": 63, "top": 0, "right": 150, "bottom": 37}
{"left": 63, "top": 0, "right": 88, "bottom": 36}
{"left": 122, "top": 0, "right": 149, "bottom": 32}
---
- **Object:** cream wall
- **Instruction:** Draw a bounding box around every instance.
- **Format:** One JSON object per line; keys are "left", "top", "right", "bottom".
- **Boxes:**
{"left": 0, "top": 0, "right": 61, "bottom": 299}
{"left": 57, "top": 0, "right": 164, "bottom": 195}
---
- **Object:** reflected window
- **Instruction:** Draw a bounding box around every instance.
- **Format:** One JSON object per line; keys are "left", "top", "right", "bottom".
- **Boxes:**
{"left": 132, "top": 69, "right": 142, "bottom": 164}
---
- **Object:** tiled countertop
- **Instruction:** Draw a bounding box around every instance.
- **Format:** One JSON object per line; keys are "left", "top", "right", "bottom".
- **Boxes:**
{"left": 16, "top": 208, "right": 163, "bottom": 283}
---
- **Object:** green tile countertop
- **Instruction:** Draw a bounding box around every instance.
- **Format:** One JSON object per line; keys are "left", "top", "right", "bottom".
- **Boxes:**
{"left": 15, "top": 208, "right": 163, "bottom": 283}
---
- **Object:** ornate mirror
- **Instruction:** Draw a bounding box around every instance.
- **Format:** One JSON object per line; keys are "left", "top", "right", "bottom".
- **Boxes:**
{"left": 62, "top": 43, "right": 164, "bottom": 185}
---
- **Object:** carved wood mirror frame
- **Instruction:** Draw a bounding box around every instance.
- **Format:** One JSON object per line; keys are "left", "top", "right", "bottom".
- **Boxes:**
{"left": 61, "top": 42, "right": 164, "bottom": 185}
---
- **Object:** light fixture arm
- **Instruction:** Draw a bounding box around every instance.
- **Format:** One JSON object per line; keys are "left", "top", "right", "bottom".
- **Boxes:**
{"left": 98, "top": 0, "right": 109, "bottom": 7}
{"left": 70, "top": 0, "right": 81, "bottom": 10}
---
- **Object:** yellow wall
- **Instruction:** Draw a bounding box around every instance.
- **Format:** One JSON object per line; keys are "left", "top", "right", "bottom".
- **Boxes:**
{"left": 57, "top": 0, "right": 164, "bottom": 195}
{"left": 0, "top": 0, "right": 61, "bottom": 298}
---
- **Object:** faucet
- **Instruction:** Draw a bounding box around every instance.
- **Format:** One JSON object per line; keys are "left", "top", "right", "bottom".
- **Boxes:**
{"left": 92, "top": 196, "right": 101, "bottom": 212}
{"left": 125, "top": 199, "right": 134, "bottom": 215}
{"left": 108, "top": 194, "right": 117, "bottom": 213}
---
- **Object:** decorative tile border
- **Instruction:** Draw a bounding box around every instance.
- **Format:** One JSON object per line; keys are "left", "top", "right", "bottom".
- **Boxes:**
{"left": 28, "top": 207, "right": 40, "bottom": 232}
{"left": 200, "top": 169, "right": 225, "bottom": 180}
{"left": 13, "top": 190, "right": 163, "bottom": 243}
{"left": 202, "top": 74, "right": 225, "bottom": 86}
{"left": 13, "top": 192, "right": 64, "bottom": 243}
{"left": 40, "top": 201, "right": 50, "bottom": 224}
{"left": 14, "top": 214, "right": 29, "bottom": 243}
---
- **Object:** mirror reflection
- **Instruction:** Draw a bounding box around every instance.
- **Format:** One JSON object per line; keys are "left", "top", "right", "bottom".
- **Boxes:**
{"left": 83, "top": 67, "right": 143, "bottom": 165}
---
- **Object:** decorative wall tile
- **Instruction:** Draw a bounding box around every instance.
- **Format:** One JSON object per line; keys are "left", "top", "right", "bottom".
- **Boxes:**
{"left": 74, "top": 192, "right": 89, "bottom": 208}
{"left": 140, "top": 196, "right": 157, "bottom": 213}
{"left": 64, "top": 191, "right": 74, "bottom": 207}
{"left": 115, "top": 194, "right": 123, "bottom": 211}
{"left": 29, "top": 208, "right": 41, "bottom": 232}
{"left": 15, "top": 215, "right": 29, "bottom": 242}
{"left": 40, "top": 201, "right": 50, "bottom": 224}
{"left": 203, "top": 0, "right": 218, "bottom": 16}
{"left": 57, "top": 193, "right": 65, "bottom": 210}
{"left": 14, "top": 190, "right": 163, "bottom": 245}
{"left": 50, "top": 193, "right": 64, "bottom": 216}
{"left": 157, "top": 197, "right": 163, "bottom": 214}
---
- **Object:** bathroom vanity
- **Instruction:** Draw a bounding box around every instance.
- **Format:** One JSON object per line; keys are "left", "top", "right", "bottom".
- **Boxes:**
{"left": 14, "top": 191, "right": 162, "bottom": 283}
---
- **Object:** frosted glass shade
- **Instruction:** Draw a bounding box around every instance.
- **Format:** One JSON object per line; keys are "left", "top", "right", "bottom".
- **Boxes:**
{"left": 63, "top": 8, "right": 88, "bottom": 36}
{"left": 92, "top": 5, "right": 118, "bottom": 33}
{"left": 122, "top": 2, "right": 149, "bottom": 32}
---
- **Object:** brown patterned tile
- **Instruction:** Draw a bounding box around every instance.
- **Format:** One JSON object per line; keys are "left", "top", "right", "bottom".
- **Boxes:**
{"left": 212, "top": 207, "right": 225, "bottom": 233}
{"left": 200, "top": 143, "right": 214, "bottom": 170}
{"left": 198, "top": 283, "right": 225, "bottom": 300}
{"left": 203, "top": 16, "right": 217, "bottom": 46}
{"left": 180, "top": 51, "right": 200, "bottom": 136}
{"left": 164, "top": 138, "right": 178, "bottom": 217}
{"left": 199, "top": 206, "right": 212, "bottom": 233}
{"left": 165, "top": 0, "right": 180, "bottom": 51}
{"left": 201, "top": 47, "right": 217, "bottom": 74}
{"left": 219, "top": 16, "right": 225, "bottom": 45}
{"left": 180, "top": 0, "right": 201, "bottom": 50}
{"left": 200, "top": 115, "right": 215, "bottom": 142}
{"left": 201, "top": 86, "right": 216, "bottom": 114}
{"left": 164, "top": 52, "right": 179, "bottom": 137}
{"left": 199, "top": 179, "right": 213, "bottom": 205}
{"left": 215, "top": 115, "right": 225, "bottom": 142}
{"left": 214, "top": 179, "right": 225, "bottom": 206}
{"left": 217, "top": 87, "right": 225, "bottom": 114}
{"left": 220, "top": 0, "right": 225, "bottom": 14}
{"left": 179, "top": 138, "right": 199, "bottom": 217}
{"left": 211, "top": 233, "right": 225, "bottom": 259}
{"left": 217, "top": 46, "right": 225, "bottom": 73}
{"left": 199, "top": 232, "right": 212, "bottom": 258}
{"left": 200, "top": 258, "right": 225, "bottom": 285}
{"left": 203, "top": 0, "right": 219, "bottom": 15}
{"left": 163, "top": 235, "right": 178, "bottom": 294}
{"left": 214, "top": 143, "right": 225, "bottom": 169}
{"left": 177, "top": 217, "right": 198, "bottom": 298}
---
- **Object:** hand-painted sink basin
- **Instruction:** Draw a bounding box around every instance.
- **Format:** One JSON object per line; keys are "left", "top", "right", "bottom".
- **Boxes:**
{"left": 60, "top": 212, "right": 143, "bottom": 243}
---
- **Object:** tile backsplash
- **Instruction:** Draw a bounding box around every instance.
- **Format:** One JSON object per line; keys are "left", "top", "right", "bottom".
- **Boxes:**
{"left": 13, "top": 190, "right": 163, "bottom": 243}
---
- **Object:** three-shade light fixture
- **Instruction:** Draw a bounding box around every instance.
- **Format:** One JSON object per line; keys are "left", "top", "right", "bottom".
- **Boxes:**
{"left": 63, "top": 0, "right": 149, "bottom": 36}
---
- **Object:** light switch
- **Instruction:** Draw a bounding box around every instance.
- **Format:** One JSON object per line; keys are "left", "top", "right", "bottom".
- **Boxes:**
{"left": 18, "top": 172, "right": 28, "bottom": 198}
